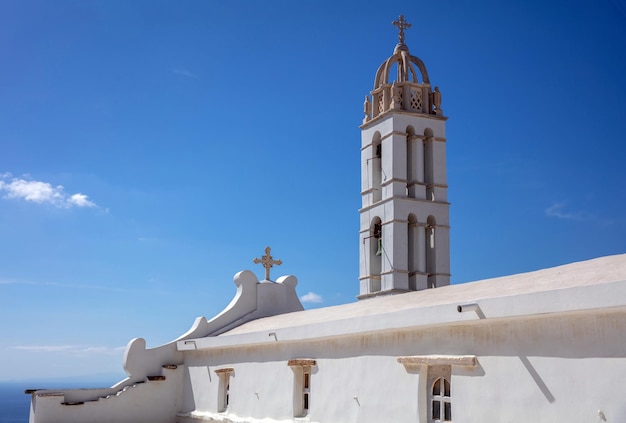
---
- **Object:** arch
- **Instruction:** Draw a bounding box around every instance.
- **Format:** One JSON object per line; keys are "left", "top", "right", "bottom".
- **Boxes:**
{"left": 407, "top": 213, "right": 419, "bottom": 290}
{"left": 369, "top": 217, "right": 382, "bottom": 292}
{"left": 371, "top": 132, "right": 382, "bottom": 203}
{"left": 426, "top": 215, "right": 437, "bottom": 288}
{"left": 424, "top": 128, "right": 435, "bottom": 201}
{"left": 373, "top": 51, "right": 430, "bottom": 89}
{"left": 406, "top": 126, "right": 414, "bottom": 198}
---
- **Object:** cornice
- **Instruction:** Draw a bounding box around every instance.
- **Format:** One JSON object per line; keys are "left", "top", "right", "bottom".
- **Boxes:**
{"left": 360, "top": 109, "right": 448, "bottom": 130}
{"left": 359, "top": 197, "right": 451, "bottom": 213}
{"left": 288, "top": 359, "right": 317, "bottom": 367}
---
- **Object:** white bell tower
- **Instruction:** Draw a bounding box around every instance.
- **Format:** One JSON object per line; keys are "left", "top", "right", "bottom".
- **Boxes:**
{"left": 358, "top": 15, "right": 450, "bottom": 299}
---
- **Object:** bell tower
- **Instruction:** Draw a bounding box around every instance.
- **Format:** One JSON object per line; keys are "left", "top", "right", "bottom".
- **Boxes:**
{"left": 358, "top": 16, "right": 450, "bottom": 299}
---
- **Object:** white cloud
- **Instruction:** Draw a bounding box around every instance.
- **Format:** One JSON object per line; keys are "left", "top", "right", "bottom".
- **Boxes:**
{"left": 0, "top": 179, "right": 64, "bottom": 203}
{"left": 13, "top": 345, "right": 125, "bottom": 355}
{"left": 300, "top": 291, "right": 323, "bottom": 303}
{"left": 545, "top": 202, "right": 592, "bottom": 221}
{"left": 0, "top": 174, "right": 97, "bottom": 208}
{"left": 68, "top": 193, "right": 96, "bottom": 207}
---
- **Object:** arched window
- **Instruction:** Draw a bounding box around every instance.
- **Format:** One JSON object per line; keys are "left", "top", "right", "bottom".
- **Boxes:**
{"left": 424, "top": 128, "right": 435, "bottom": 201}
{"left": 369, "top": 218, "right": 382, "bottom": 292}
{"left": 372, "top": 133, "right": 382, "bottom": 203}
{"left": 431, "top": 377, "right": 451, "bottom": 422}
{"left": 407, "top": 214, "right": 418, "bottom": 290}
{"left": 406, "top": 126, "right": 423, "bottom": 199}
{"left": 426, "top": 215, "right": 436, "bottom": 288}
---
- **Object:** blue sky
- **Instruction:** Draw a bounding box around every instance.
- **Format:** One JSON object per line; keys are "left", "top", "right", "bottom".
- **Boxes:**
{"left": 1, "top": 0, "right": 625, "bottom": 382}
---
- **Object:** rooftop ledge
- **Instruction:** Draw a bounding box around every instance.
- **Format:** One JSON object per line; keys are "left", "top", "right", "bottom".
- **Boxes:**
{"left": 177, "top": 281, "right": 626, "bottom": 353}
{"left": 177, "top": 255, "right": 626, "bottom": 353}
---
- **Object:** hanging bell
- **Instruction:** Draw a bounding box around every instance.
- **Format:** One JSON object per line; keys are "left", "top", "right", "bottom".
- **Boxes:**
{"left": 375, "top": 238, "right": 383, "bottom": 256}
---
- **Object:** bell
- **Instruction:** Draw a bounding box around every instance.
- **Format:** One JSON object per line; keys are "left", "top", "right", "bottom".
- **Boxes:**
{"left": 375, "top": 238, "right": 383, "bottom": 256}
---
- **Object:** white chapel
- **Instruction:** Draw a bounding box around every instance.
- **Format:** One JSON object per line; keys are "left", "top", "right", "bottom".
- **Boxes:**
{"left": 27, "top": 16, "right": 626, "bottom": 423}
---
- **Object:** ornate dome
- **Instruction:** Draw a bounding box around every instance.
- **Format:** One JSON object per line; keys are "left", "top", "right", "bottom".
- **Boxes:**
{"left": 373, "top": 15, "right": 429, "bottom": 89}
{"left": 373, "top": 42, "right": 430, "bottom": 89}
{"left": 363, "top": 16, "right": 442, "bottom": 123}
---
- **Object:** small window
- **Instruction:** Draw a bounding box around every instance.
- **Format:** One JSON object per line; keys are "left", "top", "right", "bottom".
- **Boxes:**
{"left": 431, "top": 377, "right": 451, "bottom": 422}
{"left": 427, "top": 365, "right": 451, "bottom": 423}
{"left": 303, "top": 370, "right": 310, "bottom": 413}
{"left": 215, "top": 368, "right": 233, "bottom": 412}
{"left": 288, "top": 359, "right": 316, "bottom": 417}
{"left": 225, "top": 379, "right": 230, "bottom": 408}
{"left": 398, "top": 357, "right": 476, "bottom": 423}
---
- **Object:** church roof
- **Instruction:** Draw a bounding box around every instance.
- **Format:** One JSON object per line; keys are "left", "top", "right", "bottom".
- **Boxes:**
{"left": 221, "top": 254, "right": 626, "bottom": 336}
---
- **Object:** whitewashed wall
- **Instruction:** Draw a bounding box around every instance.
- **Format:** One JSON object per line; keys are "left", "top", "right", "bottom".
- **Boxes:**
{"left": 30, "top": 365, "right": 183, "bottom": 423}
{"left": 177, "top": 308, "right": 626, "bottom": 423}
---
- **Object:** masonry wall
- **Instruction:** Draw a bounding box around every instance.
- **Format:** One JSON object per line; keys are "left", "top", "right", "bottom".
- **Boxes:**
{"left": 179, "top": 308, "right": 626, "bottom": 423}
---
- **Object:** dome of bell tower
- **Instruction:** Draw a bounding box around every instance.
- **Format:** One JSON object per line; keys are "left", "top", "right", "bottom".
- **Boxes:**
{"left": 374, "top": 15, "right": 430, "bottom": 89}
{"left": 363, "top": 15, "right": 443, "bottom": 123}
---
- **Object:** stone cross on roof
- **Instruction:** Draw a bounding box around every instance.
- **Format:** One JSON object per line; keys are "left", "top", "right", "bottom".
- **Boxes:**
{"left": 392, "top": 15, "right": 411, "bottom": 45}
{"left": 253, "top": 246, "right": 282, "bottom": 281}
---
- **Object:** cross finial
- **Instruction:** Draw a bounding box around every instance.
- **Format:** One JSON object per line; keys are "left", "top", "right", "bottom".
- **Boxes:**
{"left": 392, "top": 15, "right": 411, "bottom": 45}
{"left": 253, "top": 246, "right": 282, "bottom": 281}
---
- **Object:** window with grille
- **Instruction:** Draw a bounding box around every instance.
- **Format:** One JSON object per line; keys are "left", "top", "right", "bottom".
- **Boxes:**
{"left": 431, "top": 377, "right": 451, "bottom": 422}
{"left": 410, "top": 89, "right": 422, "bottom": 111}
{"left": 303, "top": 369, "right": 310, "bottom": 413}
{"left": 288, "top": 359, "right": 316, "bottom": 417}
{"left": 428, "top": 365, "right": 451, "bottom": 423}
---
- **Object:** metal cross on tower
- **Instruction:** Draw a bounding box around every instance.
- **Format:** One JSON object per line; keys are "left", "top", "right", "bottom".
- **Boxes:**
{"left": 253, "top": 246, "right": 282, "bottom": 281}
{"left": 392, "top": 15, "right": 411, "bottom": 44}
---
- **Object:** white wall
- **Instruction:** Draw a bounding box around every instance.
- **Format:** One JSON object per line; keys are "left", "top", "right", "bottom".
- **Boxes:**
{"left": 179, "top": 308, "right": 626, "bottom": 423}
{"left": 30, "top": 365, "right": 183, "bottom": 423}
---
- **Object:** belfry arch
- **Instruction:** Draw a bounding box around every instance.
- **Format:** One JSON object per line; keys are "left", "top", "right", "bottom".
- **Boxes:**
{"left": 367, "top": 217, "right": 383, "bottom": 293}
{"left": 406, "top": 126, "right": 425, "bottom": 199}
{"left": 426, "top": 215, "right": 437, "bottom": 288}
{"left": 407, "top": 214, "right": 420, "bottom": 290}
{"left": 424, "top": 128, "right": 435, "bottom": 201}
{"left": 371, "top": 132, "right": 382, "bottom": 203}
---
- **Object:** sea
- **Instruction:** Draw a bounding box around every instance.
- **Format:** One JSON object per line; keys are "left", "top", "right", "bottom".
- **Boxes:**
{"left": 0, "top": 378, "right": 121, "bottom": 423}
{"left": 0, "top": 382, "right": 31, "bottom": 423}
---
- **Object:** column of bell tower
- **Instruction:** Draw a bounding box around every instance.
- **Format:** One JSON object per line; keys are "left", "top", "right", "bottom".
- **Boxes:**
{"left": 358, "top": 16, "right": 450, "bottom": 299}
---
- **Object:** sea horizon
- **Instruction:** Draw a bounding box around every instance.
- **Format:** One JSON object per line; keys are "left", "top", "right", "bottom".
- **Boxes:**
{"left": 0, "top": 375, "right": 124, "bottom": 423}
